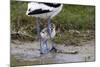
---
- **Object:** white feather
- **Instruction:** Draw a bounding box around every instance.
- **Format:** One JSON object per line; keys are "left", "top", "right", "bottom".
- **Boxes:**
{"left": 26, "top": 2, "right": 63, "bottom": 19}
{"left": 40, "top": 24, "right": 56, "bottom": 40}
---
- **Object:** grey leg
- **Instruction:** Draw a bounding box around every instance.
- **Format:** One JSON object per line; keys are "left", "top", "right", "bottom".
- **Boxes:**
{"left": 36, "top": 17, "right": 42, "bottom": 54}
{"left": 47, "top": 17, "right": 52, "bottom": 35}
{"left": 47, "top": 18, "right": 55, "bottom": 50}
{"left": 45, "top": 39, "right": 49, "bottom": 51}
{"left": 40, "top": 39, "right": 49, "bottom": 54}
{"left": 36, "top": 17, "right": 40, "bottom": 39}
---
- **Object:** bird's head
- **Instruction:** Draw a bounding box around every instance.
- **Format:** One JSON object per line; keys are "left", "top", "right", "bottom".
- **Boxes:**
{"left": 50, "top": 23, "right": 56, "bottom": 31}
{"left": 26, "top": 2, "right": 37, "bottom": 16}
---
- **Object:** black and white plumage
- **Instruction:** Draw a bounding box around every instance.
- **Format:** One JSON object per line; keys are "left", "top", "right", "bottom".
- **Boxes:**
{"left": 26, "top": 2, "right": 63, "bottom": 19}
{"left": 26, "top": 2, "right": 63, "bottom": 54}
{"left": 40, "top": 23, "right": 56, "bottom": 40}
{"left": 40, "top": 23, "right": 56, "bottom": 53}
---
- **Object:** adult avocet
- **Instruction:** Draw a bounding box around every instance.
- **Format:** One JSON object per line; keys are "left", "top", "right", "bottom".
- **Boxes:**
{"left": 26, "top": 2, "right": 63, "bottom": 54}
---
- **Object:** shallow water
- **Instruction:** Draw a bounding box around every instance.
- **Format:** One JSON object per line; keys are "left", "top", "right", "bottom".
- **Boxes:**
{"left": 11, "top": 40, "right": 95, "bottom": 65}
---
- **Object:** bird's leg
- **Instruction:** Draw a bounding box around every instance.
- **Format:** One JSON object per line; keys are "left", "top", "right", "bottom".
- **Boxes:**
{"left": 45, "top": 39, "right": 49, "bottom": 51}
{"left": 50, "top": 39, "right": 57, "bottom": 52}
{"left": 36, "top": 17, "right": 42, "bottom": 54}
{"left": 47, "top": 17, "right": 52, "bottom": 36}
{"left": 42, "top": 17, "right": 51, "bottom": 52}
{"left": 47, "top": 17, "right": 56, "bottom": 50}
{"left": 41, "top": 39, "right": 49, "bottom": 54}
{"left": 36, "top": 17, "right": 40, "bottom": 39}
{"left": 51, "top": 39, "right": 54, "bottom": 47}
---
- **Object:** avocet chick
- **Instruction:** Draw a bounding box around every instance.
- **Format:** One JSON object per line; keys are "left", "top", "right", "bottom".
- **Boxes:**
{"left": 40, "top": 23, "right": 56, "bottom": 40}
{"left": 40, "top": 23, "right": 56, "bottom": 53}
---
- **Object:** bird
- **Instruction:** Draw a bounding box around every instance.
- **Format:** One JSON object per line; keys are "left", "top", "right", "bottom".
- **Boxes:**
{"left": 26, "top": 1, "right": 63, "bottom": 54}
{"left": 40, "top": 23, "right": 56, "bottom": 40}
{"left": 26, "top": 2, "right": 63, "bottom": 19}
{"left": 40, "top": 23, "right": 57, "bottom": 53}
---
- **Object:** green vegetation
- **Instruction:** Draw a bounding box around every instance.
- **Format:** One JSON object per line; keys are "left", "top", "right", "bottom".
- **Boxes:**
{"left": 11, "top": 1, "right": 95, "bottom": 44}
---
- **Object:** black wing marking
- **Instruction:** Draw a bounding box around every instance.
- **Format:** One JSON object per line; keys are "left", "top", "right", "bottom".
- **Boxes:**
{"left": 28, "top": 9, "right": 51, "bottom": 15}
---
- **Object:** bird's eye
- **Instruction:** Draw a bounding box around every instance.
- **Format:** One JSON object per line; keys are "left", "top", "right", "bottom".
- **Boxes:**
{"left": 51, "top": 29, "right": 53, "bottom": 30}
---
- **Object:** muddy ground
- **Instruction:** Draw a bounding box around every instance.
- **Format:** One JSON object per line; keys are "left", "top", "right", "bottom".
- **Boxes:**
{"left": 11, "top": 39, "right": 95, "bottom": 66}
